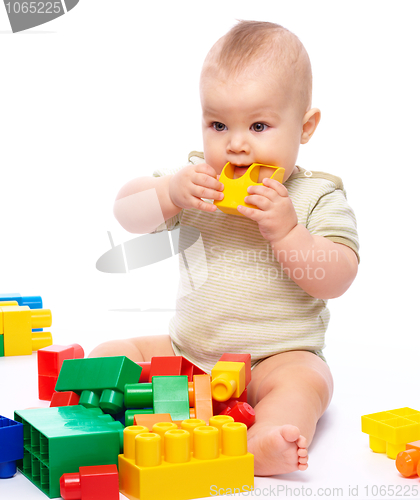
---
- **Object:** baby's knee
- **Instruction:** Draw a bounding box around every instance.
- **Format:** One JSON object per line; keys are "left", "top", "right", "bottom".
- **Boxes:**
{"left": 89, "top": 338, "right": 144, "bottom": 361}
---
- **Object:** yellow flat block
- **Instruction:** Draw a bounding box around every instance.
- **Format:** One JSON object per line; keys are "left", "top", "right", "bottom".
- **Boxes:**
{"left": 211, "top": 361, "right": 245, "bottom": 401}
{"left": 119, "top": 451, "right": 253, "bottom": 500}
{"left": 119, "top": 420, "right": 254, "bottom": 500}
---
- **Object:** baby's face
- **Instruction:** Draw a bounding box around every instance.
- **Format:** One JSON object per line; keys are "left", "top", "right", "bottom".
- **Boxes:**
{"left": 201, "top": 67, "right": 306, "bottom": 182}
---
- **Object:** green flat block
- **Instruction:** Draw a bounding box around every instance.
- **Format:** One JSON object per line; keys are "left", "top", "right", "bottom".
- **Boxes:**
{"left": 55, "top": 356, "right": 142, "bottom": 414}
{"left": 152, "top": 375, "right": 190, "bottom": 420}
{"left": 0, "top": 334, "right": 4, "bottom": 357}
{"left": 14, "top": 406, "right": 123, "bottom": 498}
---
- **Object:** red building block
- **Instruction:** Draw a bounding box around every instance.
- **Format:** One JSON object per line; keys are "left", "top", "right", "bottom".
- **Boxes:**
{"left": 220, "top": 401, "right": 255, "bottom": 428}
{"left": 38, "top": 344, "right": 84, "bottom": 401}
{"left": 148, "top": 356, "right": 206, "bottom": 382}
{"left": 60, "top": 464, "right": 119, "bottom": 500}
{"left": 137, "top": 361, "right": 151, "bottom": 382}
{"left": 213, "top": 388, "right": 248, "bottom": 415}
{"left": 149, "top": 356, "right": 183, "bottom": 381}
{"left": 219, "top": 353, "right": 251, "bottom": 386}
{"left": 50, "top": 391, "right": 80, "bottom": 408}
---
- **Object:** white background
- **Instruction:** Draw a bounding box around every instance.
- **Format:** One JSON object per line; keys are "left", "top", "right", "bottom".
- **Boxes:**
{"left": 1, "top": 1, "right": 420, "bottom": 499}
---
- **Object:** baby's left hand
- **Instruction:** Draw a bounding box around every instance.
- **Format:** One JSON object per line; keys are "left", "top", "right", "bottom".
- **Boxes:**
{"left": 237, "top": 178, "right": 298, "bottom": 244}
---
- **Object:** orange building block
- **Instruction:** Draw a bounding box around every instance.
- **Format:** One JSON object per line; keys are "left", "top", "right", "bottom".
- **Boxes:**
{"left": 396, "top": 441, "right": 420, "bottom": 477}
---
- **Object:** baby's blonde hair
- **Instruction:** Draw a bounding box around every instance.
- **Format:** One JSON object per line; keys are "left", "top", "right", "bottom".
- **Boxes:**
{"left": 201, "top": 20, "right": 312, "bottom": 113}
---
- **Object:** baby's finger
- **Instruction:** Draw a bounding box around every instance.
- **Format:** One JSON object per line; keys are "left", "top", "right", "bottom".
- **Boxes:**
{"left": 244, "top": 194, "right": 271, "bottom": 211}
{"left": 193, "top": 172, "right": 224, "bottom": 192}
{"left": 192, "top": 197, "right": 219, "bottom": 212}
{"left": 191, "top": 184, "right": 224, "bottom": 201}
{"left": 262, "top": 177, "right": 289, "bottom": 197}
{"left": 236, "top": 204, "right": 265, "bottom": 222}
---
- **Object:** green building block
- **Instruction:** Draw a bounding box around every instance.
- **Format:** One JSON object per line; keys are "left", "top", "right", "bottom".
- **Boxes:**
{"left": 55, "top": 356, "right": 142, "bottom": 414}
{"left": 152, "top": 375, "right": 190, "bottom": 420}
{"left": 124, "top": 382, "right": 153, "bottom": 408}
{"left": 0, "top": 334, "right": 4, "bottom": 356}
{"left": 125, "top": 408, "right": 154, "bottom": 426}
{"left": 14, "top": 406, "right": 123, "bottom": 499}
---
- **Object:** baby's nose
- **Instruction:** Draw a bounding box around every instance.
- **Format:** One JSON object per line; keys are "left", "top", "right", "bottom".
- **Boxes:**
{"left": 227, "top": 134, "right": 250, "bottom": 154}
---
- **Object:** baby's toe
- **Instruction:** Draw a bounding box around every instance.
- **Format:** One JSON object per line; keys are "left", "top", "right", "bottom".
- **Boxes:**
{"left": 297, "top": 435, "right": 307, "bottom": 449}
{"left": 279, "top": 425, "right": 301, "bottom": 443}
{"left": 299, "top": 455, "right": 309, "bottom": 465}
{"left": 298, "top": 448, "right": 308, "bottom": 458}
{"left": 298, "top": 463, "right": 309, "bottom": 471}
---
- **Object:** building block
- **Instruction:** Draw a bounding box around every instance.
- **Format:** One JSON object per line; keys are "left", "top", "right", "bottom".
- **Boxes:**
{"left": 180, "top": 357, "right": 206, "bottom": 380}
{"left": 0, "top": 334, "right": 4, "bottom": 357}
{"left": 38, "top": 344, "right": 84, "bottom": 401}
{"left": 0, "top": 293, "right": 43, "bottom": 308}
{"left": 220, "top": 402, "right": 255, "bottom": 428}
{"left": 137, "top": 361, "right": 151, "bottom": 382}
{"left": 14, "top": 406, "right": 123, "bottom": 498}
{"left": 211, "top": 361, "right": 246, "bottom": 402}
{"left": 125, "top": 383, "right": 153, "bottom": 408}
{"left": 60, "top": 464, "right": 119, "bottom": 500}
{"left": 192, "top": 374, "right": 213, "bottom": 423}
{"left": 119, "top": 419, "right": 254, "bottom": 500}
{"left": 0, "top": 304, "right": 52, "bottom": 356}
{"left": 362, "top": 408, "right": 420, "bottom": 459}
{"left": 55, "top": 356, "right": 142, "bottom": 414}
{"left": 149, "top": 356, "right": 183, "bottom": 381}
{"left": 219, "top": 353, "right": 251, "bottom": 386}
{"left": 125, "top": 409, "right": 154, "bottom": 426}
{"left": 148, "top": 356, "right": 206, "bottom": 382}
{"left": 214, "top": 162, "right": 285, "bottom": 216}
{"left": 50, "top": 391, "right": 80, "bottom": 407}
{"left": 213, "top": 388, "right": 248, "bottom": 415}
{"left": 133, "top": 413, "right": 173, "bottom": 429}
{"left": 0, "top": 415, "right": 24, "bottom": 479}
{"left": 152, "top": 376, "right": 190, "bottom": 421}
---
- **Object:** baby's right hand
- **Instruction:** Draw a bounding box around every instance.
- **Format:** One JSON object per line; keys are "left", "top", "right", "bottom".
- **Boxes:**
{"left": 169, "top": 163, "right": 224, "bottom": 212}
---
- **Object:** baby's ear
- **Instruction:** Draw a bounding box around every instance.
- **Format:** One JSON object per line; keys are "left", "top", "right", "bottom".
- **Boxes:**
{"left": 301, "top": 108, "right": 321, "bottom": 144}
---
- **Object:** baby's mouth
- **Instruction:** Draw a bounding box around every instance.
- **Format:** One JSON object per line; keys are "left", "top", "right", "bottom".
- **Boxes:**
{"left": 232, "top": 164, "right": 252, "bottom": 178}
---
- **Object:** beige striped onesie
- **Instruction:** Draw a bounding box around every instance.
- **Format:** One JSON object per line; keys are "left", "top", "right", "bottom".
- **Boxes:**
{"left": 153, "top": 152, "right": 359, "bottom": 374}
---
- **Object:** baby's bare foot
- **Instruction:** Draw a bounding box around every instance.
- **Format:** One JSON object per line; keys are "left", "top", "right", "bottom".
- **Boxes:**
{"left": 247, "top": 424, "right": 308, "bottom": 476}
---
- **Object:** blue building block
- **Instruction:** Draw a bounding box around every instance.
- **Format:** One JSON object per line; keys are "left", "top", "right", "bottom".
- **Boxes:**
{"left": 0, "top": 293, "right": 43, "bottom": 308}
{"left": 0, "top": 415, "right": 24, "bottom": 478}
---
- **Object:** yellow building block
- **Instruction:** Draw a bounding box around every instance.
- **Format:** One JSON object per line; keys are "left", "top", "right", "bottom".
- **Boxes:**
{"left": 211, "top": 361, "right": 246, "bottom": 402}
{"left": 0, "top": 305, "right": 52, "bottom": 356}
{"left": 119, "top": 419, "right": 254, "bottom": 500}
{"left": 214, "top": 162, "right": 285, "bottom": 216}
{"left": 362, "top": 408, "right": 420, "bottom": 459}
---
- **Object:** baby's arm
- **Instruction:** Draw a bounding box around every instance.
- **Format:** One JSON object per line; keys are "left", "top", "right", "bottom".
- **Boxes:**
{"left": 237, "top": 177, "right": 358, "bottom": 299}
{"left": 114, "top": 163, "right": 224, "bottom": 234}
{"left": 271, "top": 227, "right": 358, "bottom": 299}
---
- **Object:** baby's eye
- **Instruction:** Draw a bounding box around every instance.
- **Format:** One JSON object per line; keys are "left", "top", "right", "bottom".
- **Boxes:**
{"left": 251, "top": 122, "right": 267, "bottom": 132}
{"left": 212, "top": 122, "right": 226, "bottom": 132}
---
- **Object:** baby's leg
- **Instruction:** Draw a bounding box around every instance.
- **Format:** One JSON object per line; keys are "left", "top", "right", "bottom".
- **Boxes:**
{"left": 89, "top": 335, "right": 175, "bottom": 362}
{"left": 246, "top": 350, "right": 333, "bottom": 476}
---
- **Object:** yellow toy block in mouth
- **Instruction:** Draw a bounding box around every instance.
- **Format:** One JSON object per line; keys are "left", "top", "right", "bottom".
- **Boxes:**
{"left": 214, "top": 162, "right": 285, "bottom": 216}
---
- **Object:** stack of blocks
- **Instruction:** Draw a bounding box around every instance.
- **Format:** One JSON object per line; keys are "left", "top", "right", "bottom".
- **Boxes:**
{"left": 0, "top": 293, "right": 52, "bottom": 357}
{"left": 6, "top": 351, "right": 255, "bottom": 499}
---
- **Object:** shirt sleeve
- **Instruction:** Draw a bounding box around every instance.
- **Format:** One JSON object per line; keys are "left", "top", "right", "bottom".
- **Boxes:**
{"left": 306, "top": 188, "right": 360, "bottom": 263}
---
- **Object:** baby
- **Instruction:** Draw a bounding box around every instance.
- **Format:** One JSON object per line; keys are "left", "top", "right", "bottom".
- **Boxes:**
{"left": 91, "top": 20, "right": 359, "bottom": 476}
